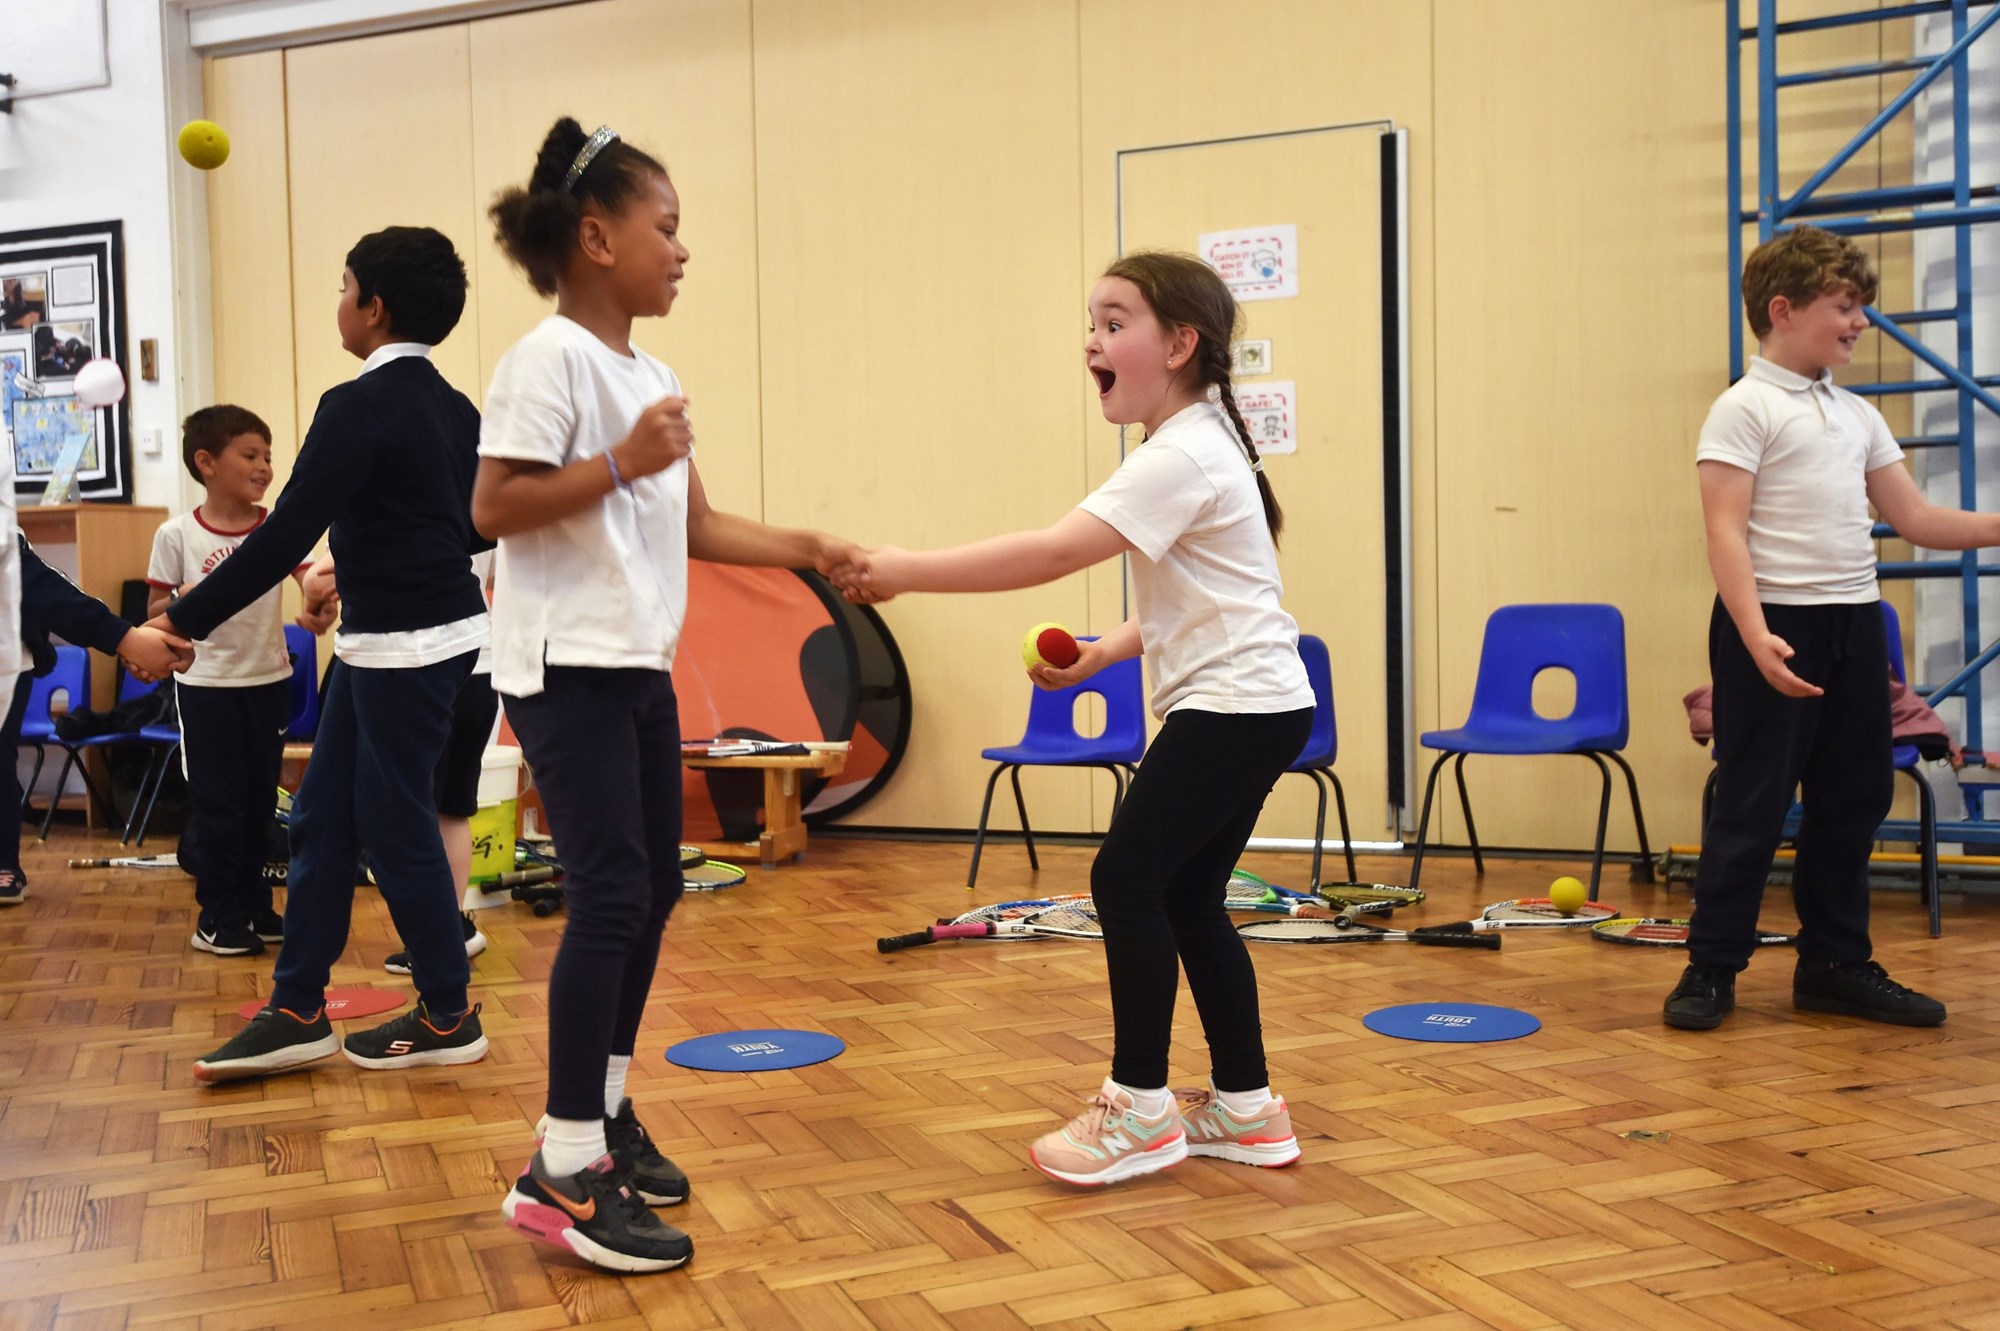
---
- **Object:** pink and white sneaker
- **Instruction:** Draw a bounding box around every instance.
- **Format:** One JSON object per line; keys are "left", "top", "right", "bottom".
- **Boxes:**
{"left": 1029, "top": 1082, "right": 1188, "bottom": 1186}
{"left": 1175, "top": 1087, "right": 1301, "bottom": 1167}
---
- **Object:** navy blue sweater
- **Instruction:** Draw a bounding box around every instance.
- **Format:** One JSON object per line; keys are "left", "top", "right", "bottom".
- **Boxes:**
{"left": 168, "top": 356, "right": 490, "bottom": 641}
{"left": 20, "top": 535, "right": 130, "bottom": 674}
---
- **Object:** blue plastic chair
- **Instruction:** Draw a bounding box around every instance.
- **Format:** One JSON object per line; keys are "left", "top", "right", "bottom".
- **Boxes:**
{"left": 1698, "top": 600, "right": 1939, "bottom": 937}
{"left": 18, "top": 645, "right": 87, "bottom": 820}
{"left": 41, "top": 668, "right": 180, "bottom": 843}
{"left": 283, "top": 623, "right": 323, "bottom": 741}
{"left": 1282, "top": 635, "right": 1356, "bottom": 890}
{"left": 966, "top": 648, "right": 1148, "bottom": 888}
{"left": 1408, "top": 604, "right": 1653, "bottom": 901}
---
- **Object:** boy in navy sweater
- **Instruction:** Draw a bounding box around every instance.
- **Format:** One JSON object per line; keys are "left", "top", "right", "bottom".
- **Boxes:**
{"left": 157, "top": 227, "right": 495, "bottom": 1082}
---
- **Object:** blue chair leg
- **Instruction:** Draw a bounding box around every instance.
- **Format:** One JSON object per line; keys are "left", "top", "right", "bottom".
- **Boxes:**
{"left": 39, "top": 748, "right": 82, "bottom": 840}
{"left": 19, "top": 743, "right": 44, "bottom": 819}
{"left": 967, "top": 763, "right": 1011, "bottom": 889}
{"left": 129, "top": 743, "right": 179, "bottom": 847}
{"left": 1007, "top": 767, "right": 1038, "bottom": 872}
{"left": 1106, "top": 764, "right": 1127, "bottom": 823}
{"left": 1326, "top": 769, "right": 1357, "bottom": 885}
{"left": 119, "top": 751, "right": 157, "bottom": 844}
{"left": 1901, "top": 767, "right": 1941, "bottom": 938}
{"left": 1604, "top": 750, "right": 1656, "bottom": 883}
{"left": 1581, "top": 752, "right": 1615, "bottom": 903}
{"left": 1407, "top": 751, "right": 1454, "bottom": 892}
{"left": 1452, "top": 753, "right": 1483, "bottom": 876}
{"left": 1301, "top": 769, "right": 1328, "bottom": 891}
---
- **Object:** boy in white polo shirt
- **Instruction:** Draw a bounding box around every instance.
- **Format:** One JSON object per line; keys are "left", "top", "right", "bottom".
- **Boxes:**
{"left": 1669, "top": 225, "right": 2000, "bottom": 1031}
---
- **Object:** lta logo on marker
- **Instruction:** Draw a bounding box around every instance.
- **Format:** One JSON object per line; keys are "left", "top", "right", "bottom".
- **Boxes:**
{"left": 1423, "top": 1014, "right": 1477, "bottom": 1027}
{"left": 729, "top": 1042, "right": 781, "bottom": 1055}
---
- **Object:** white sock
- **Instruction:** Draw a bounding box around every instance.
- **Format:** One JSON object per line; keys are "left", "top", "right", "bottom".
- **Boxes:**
{"left": 1214, "top": 1082, "right": 1274, "bottom": 1117}
{"left": 538, "top": 1114, "right": 608, "bottom": 1176}
{"left": 604, "top": 1054, "right": 631, "bottom": 1119}
{"left": 1106, "top": 1078, "right": 1172, "bottom": 1117}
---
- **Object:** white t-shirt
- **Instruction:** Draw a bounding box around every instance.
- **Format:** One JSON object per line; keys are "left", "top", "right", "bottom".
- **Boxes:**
{"left": 1695, "top": 356, "right": 1903, "bottom": 605}
{"left": 146, "top": 509, "right": 299, "bottom": 688}
{"left": 1078, "top": 401, "right": 1312, "bottom": 719}
{"left": 480, "top": 315, "right": 691, "bottom": 698}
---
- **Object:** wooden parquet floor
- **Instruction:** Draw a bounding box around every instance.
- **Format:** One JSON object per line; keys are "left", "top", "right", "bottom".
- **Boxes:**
{"left": 5, "top": 828, "right": 2000, "bottom": 1331}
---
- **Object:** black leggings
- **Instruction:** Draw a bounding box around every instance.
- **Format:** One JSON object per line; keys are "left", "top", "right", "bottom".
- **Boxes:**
{"left": 504, "top": 667, "right": 684, "bottom": 1122}
{"left": 1092, "top": 706, "right": 1312, "bottom": 1092}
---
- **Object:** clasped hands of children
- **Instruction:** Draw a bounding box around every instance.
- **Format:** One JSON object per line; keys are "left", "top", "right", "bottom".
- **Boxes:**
{"left": 132, "top": 582, "right": 338, "bottom": 685}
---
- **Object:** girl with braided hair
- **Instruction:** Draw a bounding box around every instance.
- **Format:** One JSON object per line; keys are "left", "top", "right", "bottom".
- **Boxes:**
{"left": 838, "top": 250, "right": 1313, "bottom": 1187}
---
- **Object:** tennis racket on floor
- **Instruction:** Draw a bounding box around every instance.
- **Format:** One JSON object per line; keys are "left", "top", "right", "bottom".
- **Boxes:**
{"left": 1415, "top": 897, "right": 1620, "bottom": 933}
{"left": 1226, "top": 868, "right": 1422, "bottom": 918}
{"left": 880, "top": 898, "right": 1102, "bottom": 951}
{"left": 1237, "top": 917, "right": 1501, "bottom": 948}
{"left": 68, "top": 853, "right": 181, "bottom": 869}
{"left": 1590, "top": 917, "right": 1797, "bottom": 948}
{"left": 684, "top": 859, "right": 746, "bottom": 891}
{"left": 681, "top": 845, "right": 705, "bottom": 869}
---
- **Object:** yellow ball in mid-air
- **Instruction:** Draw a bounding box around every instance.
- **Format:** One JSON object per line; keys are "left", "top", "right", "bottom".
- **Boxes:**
{"left": 1548, "top": 875, "right": 1588, "bottom": 915}
{"left": 177, "top": 120, "right": 231, "bottom": 170}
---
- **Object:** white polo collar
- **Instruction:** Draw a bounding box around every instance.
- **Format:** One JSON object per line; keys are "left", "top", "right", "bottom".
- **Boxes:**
{"left": 1746, "top": 355, "right": 1833, "bottom": 393}
{"left": 359, "top": 342, "right": 433, "bottom": 376}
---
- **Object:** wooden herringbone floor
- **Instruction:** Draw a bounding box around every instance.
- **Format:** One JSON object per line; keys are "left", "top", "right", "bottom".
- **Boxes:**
{"left": 4, "top": 827, "right": 2000, "bottom": 1330}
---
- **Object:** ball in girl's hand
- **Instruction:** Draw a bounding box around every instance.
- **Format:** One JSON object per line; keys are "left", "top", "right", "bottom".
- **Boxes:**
{"left": 1548, "top": 875, "right": 1588, "bottom": 915}
{"left": 177, "top": 120, "right": 231, "bottom": 170}
{"left": 1022, "top": 622, "right": 1080, "bottom": 671}
{"left": 72, "top": 358, "right": 125, "bottom": 409}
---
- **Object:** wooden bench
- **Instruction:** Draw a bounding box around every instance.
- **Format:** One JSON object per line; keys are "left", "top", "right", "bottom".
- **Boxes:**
{"left": 682, "top": 744, "right": 848, "bottom": 867}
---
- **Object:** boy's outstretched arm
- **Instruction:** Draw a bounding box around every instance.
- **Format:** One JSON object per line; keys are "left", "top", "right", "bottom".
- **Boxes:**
{"left": 1699, "top": 460, "right": 1822, "bottom": 699}
{"left": 856, "top": 509, "right": 1131, "bottom": 599}
{"left": 684, "top": 464, "right": 865, "bottom": 575}
{"left": 1866, "top": 461, "right": 2000, "bottom": 550}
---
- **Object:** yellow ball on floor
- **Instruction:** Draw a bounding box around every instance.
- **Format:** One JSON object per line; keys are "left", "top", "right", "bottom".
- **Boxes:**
{"left": 1548, "top": 875, "right": 1588, "bottom": 915}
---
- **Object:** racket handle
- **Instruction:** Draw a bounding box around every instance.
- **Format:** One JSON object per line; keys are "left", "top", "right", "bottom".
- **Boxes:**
{"left": 878, "top": 931, "right": 939, "bottom": 952}
{"left": 489, "top": 865, "right": 560, "bottom": 889}
{"left": 68, "top": 858, "right": 112, "bottom": 868}
{"left": 1412, "top": 929, "right": 1501, "bottom": 949}
{"left": 1414, "top": 921, "right": 1475, "bottom": 934}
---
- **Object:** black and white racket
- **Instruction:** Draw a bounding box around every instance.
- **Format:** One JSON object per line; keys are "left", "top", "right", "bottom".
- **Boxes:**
{"left": 1226, "top": 868, "right": 1420, "bottom": 918}
{"left": 1414, "top": 897, "right": 1619, "bottom": 933}
{"left": 1590, "top": 917, "right": 1797, "bottom": 948}
{"left": 1237, "top": 917, "right": 1500, "bottom": 949}
{"left": 879, "top": 899, "right": 1102, "bottom": 951}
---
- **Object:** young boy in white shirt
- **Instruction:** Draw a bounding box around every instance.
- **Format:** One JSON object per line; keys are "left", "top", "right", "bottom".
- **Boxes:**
{"left": 1669, "top": 225, "right": 2000, "bottom": 1030}
{"left": 147, "top": 407, "right": 327, "bottom": 956}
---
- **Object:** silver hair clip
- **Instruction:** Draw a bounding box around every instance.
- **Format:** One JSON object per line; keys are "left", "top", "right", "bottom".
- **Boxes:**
{"left": 563, "top": 125, "right": 619, "bottom": 193}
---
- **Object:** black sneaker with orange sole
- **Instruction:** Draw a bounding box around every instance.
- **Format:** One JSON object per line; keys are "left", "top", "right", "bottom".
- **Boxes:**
{"left": 341, "top": 1001, "right": 489, "bottom": 1069}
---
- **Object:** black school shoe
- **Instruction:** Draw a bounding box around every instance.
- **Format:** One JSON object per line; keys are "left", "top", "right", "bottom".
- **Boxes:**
{"left": 0, "top": 868, "right": 25, "bottom": 905}
{"left": 193, "top": 1006, "right": 340, "bottom": 1082}
{"left": 251, "top": 909, "right": 285, "bottom": 944}
{"left": 1663, "top": 964, "right": 1736, "bottom": 1030}
{"left": 606, "top": 1097, "right": 690, "bottom": 1205}
{"left": 341, "top": 1001, "right": 489, "bottom": 1069}
{"left": 502, "top": 1151, "right": 693, "bottom": 1274}
{"left": 1794, "top": 960, "right": 1946, "bottom": 1026}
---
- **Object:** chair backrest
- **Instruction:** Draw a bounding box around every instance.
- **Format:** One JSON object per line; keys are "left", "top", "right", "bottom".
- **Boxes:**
{"left": 284, "top": 624, "right": 323, "bottom": 741}
{"left": 1465, "top": 603, "right": 1630, "bottom": 747}
{"left": 1017, "top": 650, "right": 1148, "bottom": 763}
{"left": 1291, "top": 633, "right": 1337, "bottom": 770}
{"left": 23, "top": 644, "right": 89, "bottom": 729}
{"left": 1879, "top": 599, "right": 1907, "bottom": 684}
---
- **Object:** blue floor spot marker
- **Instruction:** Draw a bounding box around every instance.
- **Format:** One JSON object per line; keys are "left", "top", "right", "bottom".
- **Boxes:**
{"left": 666, "top": 1028, "right": 846, "bottom": 1071}
{"left": 1363, "top": 1002, "right": 1541, "bottom": 1043}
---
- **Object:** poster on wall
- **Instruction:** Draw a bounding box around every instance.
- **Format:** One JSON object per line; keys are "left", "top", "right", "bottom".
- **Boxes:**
{"left": 0, "top": 221, "right": 130, "bottom": 502}
{"left": 1235, "top": 380, "right": 1297, "bottom": 455}
{"left": 1198, "top": 223, "right": 1299, "bottom": 302}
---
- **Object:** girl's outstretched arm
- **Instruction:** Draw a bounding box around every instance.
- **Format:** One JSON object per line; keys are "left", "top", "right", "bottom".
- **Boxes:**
{"left": 684, "top": 464, "right": 865, "bottom": 574}
{"left": 861, "top": 510, "right": 1131, "bottom": 597}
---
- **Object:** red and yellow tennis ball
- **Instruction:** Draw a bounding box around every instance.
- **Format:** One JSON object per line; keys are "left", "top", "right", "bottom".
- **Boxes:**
{"left": 1022, "top": 622, "right": 1080, "bottom": 671}
{"left": 1548, "top": 875, "right": 1588, "bottom": 915}
{"left": 177, "top": 120, "right": 231, "bottom": 170}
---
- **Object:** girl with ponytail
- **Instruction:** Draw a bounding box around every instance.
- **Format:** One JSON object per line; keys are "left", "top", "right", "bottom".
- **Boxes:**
{"left": 837, "top": 251, "right": 1314, "bottom": 1188}
{"left": 479, "top": 118, "right": 866, "bottom": 1272}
